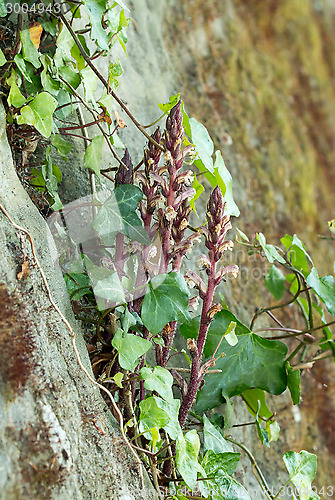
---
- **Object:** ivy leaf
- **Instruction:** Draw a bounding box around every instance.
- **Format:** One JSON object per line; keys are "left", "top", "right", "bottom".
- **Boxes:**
{"left": 265, "top": 265, "right": 285, "bottom": 300}
{"left": 175, "top": 430, "right": 201, "bottom": 491}
{"left": 189, "top": 174, "right": 204, "bottom": 214}
{"left": 286, "top": 362, "right": 301, "bottom": 405}
{"left": 17, "top": 92, "right": 57, "bottom": 138}
{"left": 20, "top": 29, "right": 41, "bottom": 68}
{"left": 235, "top": 227, "right": 249, "bottom": 242}
{"left": 203, "top": 415, "right": 234, "bottom": 453}
{"left": 81, "top": 66, "right": 98, "bottom": 105}
{"left": 140, "top": 366, "right": 174, "bottom": 403}
{"left": 0, "top": 47, "right": 6, "bottom": 66}
{"left": 153, "top": 396, "right": 182, "bottom": 440}
{"left": 7, "top": 81, "right": 26, "bottom": 108}
{"left": 184, "top": 312, "right": 287, "bottom": 413}
{"left": 267, "top": 420, "right": 280, "bottom": 442}
{"left": 84, "top": 135, "right": 104, "bottom": 177}
{"left": 306, "top": 267, "right": 335, "bottom": 316}
{"left": 201, "top": 450, "right": 241, "bottom": 477}
{"left": 224, "top": 321, "right": 238, "bottom": 346}
{"left": 200, "top": 450, "right": 249, "bottom": 500}
{"left": 283, "top": 451, "right": 319, "bottom": 500}
{"left": 281, "top": 234, "right": 312, "bottom": 276}
{"left": 255, "top": 420, "right": 270, "bottom": 447}
{"left": 141, "top": 272, "right": 191, "bottom": 335}
{"left": 51, "top": 134, "right": 73, "bottom": 159}
{"left": 138, "top": 396, "right": 170, "bottom": 448}
{"left": 83, "top": 0, "right": 109, "bottom": 50}
{"left": 212, "top": 151, "right": 240, "bottom": 217}
{"left": 59, "top": 65, "right": 81, "bottom": 90}
{"left": 64, "top": 272, "right": 92, "bottom": 300}
{"left": 112, "top": 328, "right": 151, "bottom": 371}
{"left": 241, "top": 388, "right": 273, "bottom": 420}
{"left": 93, "top": 184, "right": 150, "bottom": 245}
{"left": 93, "top": 271, "right": 126, "bottom": 304}
{"left": 257, "top": 233, "right": 285, "bottom": 264}
{"left": 189, "top": 117, "right": 214, "bottom": 173}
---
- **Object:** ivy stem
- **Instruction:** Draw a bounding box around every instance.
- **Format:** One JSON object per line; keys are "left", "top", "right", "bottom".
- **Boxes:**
{"left": 225, "top": 437, "right": 274, "bottom": 500}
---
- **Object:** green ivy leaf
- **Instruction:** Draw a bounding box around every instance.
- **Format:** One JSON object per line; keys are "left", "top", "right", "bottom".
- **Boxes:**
{"left": 306, "top": 267, "right": 335, "bottom": 317}
{"left": 189, "top": 174, "right": 204, "bottom": 214}
{"left": 20, "top": 29, "right": 41, "bottom": 68}
{"left": 141, "top": 272, "right": 191, "bottom": 335}
{"left": 175, "top": 430, "right": 201, "bottom": 491}
{"left": 224, "top": 321, "right": 238, "bottom": 346}
{"left": 84, "top": 135, "right": 104, "bottom": 177}
{"left": 189, "top": 117, "right": 214, "bottom": 173}
{"left": 286, "top": 362, "right": 301, "bottom": 405}
{"left": 55, "top": 25, "right": 75, "bottom": 66}
{"left": 93, "top": 271, "right": 126, "bottom": 304}
{"left": 283, "top": 451, "right": 319, "bottom": 500}
{"left": 112, "top": 372, "right": 123, "bottom": 388}
{"left": 83, "top": 0, "right": 109, "bottom": 50}
{"left": 17, "top": 92, "right": 57, "bottom": 138}
{"left": 255, "top": 420, "right": 270, "bottom": 447}
{"left": 203, "top": 415, "right": 234, "bottom": 453}
{"left": 64, "top": 272, "right": 92, "bottom": 300}
{"left": 265, "top": 264, "right": 285, "bottom": 300}
{"left": 93, "top": 184, "right": 151, "bottom": 245}
{"left": 51, "top": 134, "right": 73, "bottom": 159}
{"left": 0, "top": 47, "right": 6, "bottom": 66}
{"left": 202, "top": 450, "right": 241, "bottom": 477}
{"left": 212, "top": 151, "right": 240, "bottom": 217}
{"left": 267, "top": 420, "right": 280, "bottom": 442}
{"left": 257, "top": 233, "right": 285, "bottom": 264}
{"left": 7, "top": 81, "right": 26, "bottom": 108}
{"left": 184, "top": 312, "right": 287, "bottom": 413}
{"left": 14, "top": 55, "right": 34, "bottom": 83}
{"left": 112, "top": 328, "right": 151, "bottom": 371}
{"left": 200, "top": 450, "right": 249, "bottom": 500}
{"left": 59, "top": 65, "right": 81, "bottom": 90}
{"left": 140, "top": 366, "right": 174, "bottom": 403}
{"left": 138, "top": 396, "right": 170, "bottom": 448}
{"left": 81, "top": 66, "right": 98, "bottom": 105}
{"left": 281, "top": 234, "right": 312, "bottom": 276}
{"left": 242, "top": 388, "right": 273, "bottom": 420}
{"left": 235, "top": 227, "right": 249, "bottom": 242}
{"left": 153, "top": 396, "right": 182, "bottom": 440}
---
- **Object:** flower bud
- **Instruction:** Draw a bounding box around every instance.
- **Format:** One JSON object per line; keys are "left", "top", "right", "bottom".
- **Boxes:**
{"left": 115, "top": 148, "right": 134, "bottom": 187}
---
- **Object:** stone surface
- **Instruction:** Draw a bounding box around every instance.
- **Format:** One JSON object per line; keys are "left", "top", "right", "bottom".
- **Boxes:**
{"left": 0, "top": 102, "right": 158, "bottom": 500}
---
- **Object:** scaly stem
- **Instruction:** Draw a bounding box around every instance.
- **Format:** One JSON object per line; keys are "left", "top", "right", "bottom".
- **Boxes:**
{"left": 178, "top": 250, "right": 216, "bottom": 428}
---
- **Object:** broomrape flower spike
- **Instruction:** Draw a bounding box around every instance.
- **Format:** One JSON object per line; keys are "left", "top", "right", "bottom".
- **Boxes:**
{"left": 178, "top": 185, "right": 239, "bottom": 428}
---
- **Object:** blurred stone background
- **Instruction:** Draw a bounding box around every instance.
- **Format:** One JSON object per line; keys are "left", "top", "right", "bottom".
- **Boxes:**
{"left": 110, "top": 0, "right": 335, "bottom": 494}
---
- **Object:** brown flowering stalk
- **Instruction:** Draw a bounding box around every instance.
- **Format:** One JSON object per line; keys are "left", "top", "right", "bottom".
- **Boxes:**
{"left": 179, "top": 186, "right": 239, "bottom": 427}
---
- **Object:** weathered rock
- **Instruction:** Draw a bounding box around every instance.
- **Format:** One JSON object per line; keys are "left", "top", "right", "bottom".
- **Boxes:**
{"left": 0, "top": 102, "right": 158, "bottom": 500}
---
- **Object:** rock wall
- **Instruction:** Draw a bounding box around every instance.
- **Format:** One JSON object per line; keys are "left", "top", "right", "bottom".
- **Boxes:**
{"left": 0, "top": 102, "right": 157, "bottom": 500}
